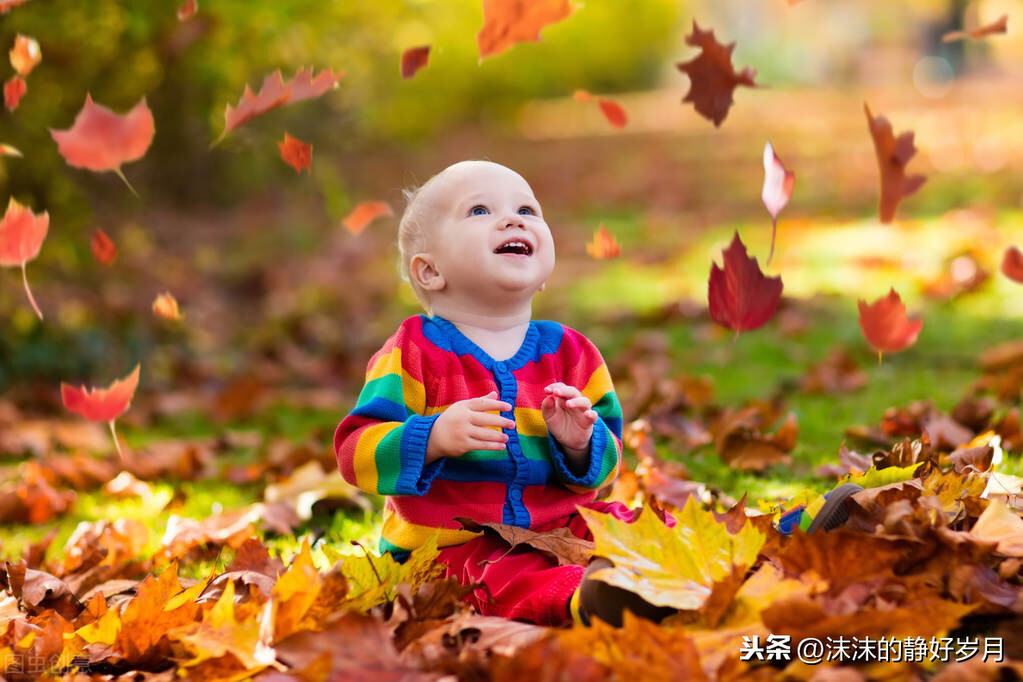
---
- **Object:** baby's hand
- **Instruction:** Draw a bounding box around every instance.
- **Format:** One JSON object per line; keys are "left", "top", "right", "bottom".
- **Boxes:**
{"left": 425, "top": 391, "right": 515, "bottom": 462}
{"left": 542, "top": 382, "right": 598, "bottom": 453}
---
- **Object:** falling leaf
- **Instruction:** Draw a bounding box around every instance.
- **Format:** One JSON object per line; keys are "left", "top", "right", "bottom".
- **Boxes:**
{"left": 943, "top": 14, "right": 1008, "bottom": 42}
{"left": 9, "top": 34, "right": 40, "bottom": 76}
{"left": 4, "top": 74, "right": 25, "bottom": 111}
{"left": 1001, "top": 246, "right": 1023, "bottom": 284}
{"left": 675, "top": 21, "right": 757, "bottom": 127}
{"left": 761, "top": 141, "right": 793, "bottom": 265}
{"left": 50, "top": 94, "right": 154, "bottom": 195}
{"left": 581, "top": 499, "right": 763, "bottom": 611}
{"left": 60, "top": 364, "right": 140, "bottom": 459}
{"left": 0, "top": 197, "right": 49, "bottom": 320}
{"left": 343, "top": 201, "right": 393, "bottom": 234}
{"left": 707, "top": 231, "right": 783, "bottom": 346}
{"left": 218, "top": 67, "right": 343, "bottom": 142}
{"left": 585, "top": 224, "right": 621, "bottom": 259}
{"left": 401, "top": 45, "right": 430, "bottom": 79}
{"left": 857, "top": 288, "right": 922, "bottom": 362}
{"left": 864, "top": 102, "right": 926, "bottom": 223}
{"left": 0, "top": 142, "right": 21, "bottom": 156}
{"left": 0, "top": 0, "right": 30, "bottom": 13}
{"left": 90, "top": 229, "right": 116, "bottom": 266}
{"left": 278, "top": 132, "right": 311, "bottom": 174}
{"left": 573, "top": 90, "right": 627, "bottom": 128}
{"left": 477, "top": 0, "right": 574, "bottom": 58}
{"left": 177, "top": 0, "right": 196, "bottom": 21}
{"left": 153, "top": 292, "right": 182, "bottom": 320}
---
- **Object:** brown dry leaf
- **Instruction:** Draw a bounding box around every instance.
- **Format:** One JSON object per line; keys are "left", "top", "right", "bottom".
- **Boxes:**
{"left": 771, "top": 529, "right": 905, "bottom": 590}
{"left": 0, "top": 461, "right": 75, "bottom": 524}
{"left": 675, "top": 21, "right": 757, "bottom": 126}
{"left": 712, "top": 407, "right": 797, "bottom": 472}
{"left": 942, "top": 14, "right": 1008, "bottom": 42}
{"left": 455, "top": 518, "right": 593, "bottom": 566}
{"left": 864, "top": 103, "right": 926, "bottom": 223}
{"left": 800, "top": 348, "right": 867, "bottom": 394}
{"left": 970, "top": 498, "right": 1023, "bottom": 556}
{"left": 113, "top": 562, "right": 201, "bottom": 665}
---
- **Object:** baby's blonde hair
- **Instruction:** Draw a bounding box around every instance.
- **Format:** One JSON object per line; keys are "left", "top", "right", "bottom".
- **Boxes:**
{"left": 397, "top": 183, "right": 433, "bottom": 312}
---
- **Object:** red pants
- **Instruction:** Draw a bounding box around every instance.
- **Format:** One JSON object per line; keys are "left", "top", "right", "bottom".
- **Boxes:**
{"left": 437, "top": 501, "right": 648, "bottom": 626}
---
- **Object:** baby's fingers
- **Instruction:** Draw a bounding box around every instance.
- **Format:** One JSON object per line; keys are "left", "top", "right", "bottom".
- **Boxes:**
{"left": 565, "top": 396, "right": 592, "bottom": 410}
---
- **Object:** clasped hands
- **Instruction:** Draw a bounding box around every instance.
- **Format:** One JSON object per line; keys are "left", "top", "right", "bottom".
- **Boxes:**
{"left": 424, "top": 382, "right": 596, "bottom": 463}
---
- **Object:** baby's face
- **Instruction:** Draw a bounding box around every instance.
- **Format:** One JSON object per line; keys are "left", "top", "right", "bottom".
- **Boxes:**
{"left": 422, "top": 162, "right": 555, "bottom": 304}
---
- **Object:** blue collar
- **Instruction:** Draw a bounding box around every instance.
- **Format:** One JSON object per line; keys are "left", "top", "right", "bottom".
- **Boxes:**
{"left": 429, "top": 315, "right": 540, "bottom": 371}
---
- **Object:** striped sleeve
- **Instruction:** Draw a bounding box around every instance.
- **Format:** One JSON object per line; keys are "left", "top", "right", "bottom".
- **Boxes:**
{"left": 334, "top": 321, "right": 445, "bottom": 496}
{"left": 548, "top": 328, "right": 622, "bottom": 493}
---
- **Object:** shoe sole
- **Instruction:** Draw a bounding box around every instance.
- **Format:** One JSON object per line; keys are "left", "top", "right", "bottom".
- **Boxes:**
{"left": 806, "top": 483, "right": 864, "bottom": 534}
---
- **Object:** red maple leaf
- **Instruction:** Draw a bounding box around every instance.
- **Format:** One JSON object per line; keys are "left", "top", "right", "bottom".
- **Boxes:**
{"left": 573, "top": 90, "right": 627, "bottom": 129}
{"left": 343, "top": 201, "right": 393, "bottom": 235}
{"left": 1001, "top": 246, "right": 1023, "bottom": 284}
{"left": 761, "top": 141, "right": 794, "bottom": 266}
{"left": 278, "top": 133, "right": 311, "bottom": 174}
{"left": 943, "top": 14, "right": 1008, "bottom": 42}
{"left": 585, "top": 225, "right": 621, "bottom": 259}
{"left": 90, "top": 228, "right": 117, "bottom": 266}
{"left": 857, "top": 288, "right": 922, "bottom": 362}
{"left": 50, "top": 94, "right": 154, "bottom": 195}
{"left": 401, "top": 46, "right": 430, "bottom": 80}
{"left": 61, "top": 364, "right": 140, "bottom": 460}
{"left": 477, "top": 0, "right": 574, "bottom": 59}
{"left": 218, "top": 67, "right": 343, "bottom": 142}
{"left": 676, "top": 21, "right": 757, "bottom": 127}
{"left": 4, "top": 75, "right": 25, "bottom": 111}
{"left": 708, "top": 232, "right": 783, "bottom": 347}
{"left": 864, "top": 103, "right": 926, "bottom": 223}
{"left": 0, "top": 197, "right": 48, "bottom": 320}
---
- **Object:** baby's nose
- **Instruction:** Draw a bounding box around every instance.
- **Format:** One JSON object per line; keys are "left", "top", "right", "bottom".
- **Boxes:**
{"left": 501, "top": 217, "right": 524, "bottom": 229}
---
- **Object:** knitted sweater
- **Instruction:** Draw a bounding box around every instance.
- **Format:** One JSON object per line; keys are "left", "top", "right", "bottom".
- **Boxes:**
{"left": 334, "top": 314, "right": 622, "bottom": 555}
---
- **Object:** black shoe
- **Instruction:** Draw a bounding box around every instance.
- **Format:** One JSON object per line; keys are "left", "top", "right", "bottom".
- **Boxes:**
{"left": 577, "top": 557, "right": 676, "bottom": 627}
{"left": 806, "top": 483, "right": 864, "bottom": 533}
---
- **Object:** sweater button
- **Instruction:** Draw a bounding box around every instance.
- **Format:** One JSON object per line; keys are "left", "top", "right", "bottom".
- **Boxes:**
{"left": 510, "top": 488, "right": 522, "bottom": 502}
{"left": 495, "top": 361, "right": 507, "bottom": 372}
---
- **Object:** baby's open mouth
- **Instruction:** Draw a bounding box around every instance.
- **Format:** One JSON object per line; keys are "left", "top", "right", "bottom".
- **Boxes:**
{"left": 494, "top": 239, "right": 533, "bottom": 256}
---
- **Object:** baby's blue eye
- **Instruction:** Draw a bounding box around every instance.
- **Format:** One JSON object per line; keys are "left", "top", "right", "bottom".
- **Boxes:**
{"left": 470, "top": 205, "right": 489, "bottom": 216}
{"left": 518, "top": 206, "right": 535, "bottom": 216}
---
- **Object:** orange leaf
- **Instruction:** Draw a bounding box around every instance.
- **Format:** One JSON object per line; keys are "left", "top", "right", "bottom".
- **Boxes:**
{"left": 0, "top": 142, "right": 21, "bottom": 157}
{"left": 91, "top": 229, "right": 116, "bottom": 266}
{"left": 708, "top": 232, "right": 783, "bottom": 341}
{"left": 676, "top": 21, "right": 757, "bottom": 127}
{"left": 585, "top": 225, "right": 621, "bottom": 259}
{"left": 0, "top": 0, "right": 30, "bottom": 13}
{"left": 153, "top": 292, "right": 182, "bottom": 320}
{"left": 401, "top": 45, "right": 430, "bottom": 80}
{"left": 220, "top": 67, "right": 343, "bottom": 140}
{"left": 761, "top": 141, "right": 793, "bottom": 265}
{"left": 343, "top": 201, "right": 393, "bottom": 235}
{"left": 177, "top": 0, "right": 196, "bottom": 20}
{"left": 864, "top": 102, "right": 926, "bottom": 223}
{"left": 278, "top": 132, "right": 311, "bottom": 174}
{"left": 943, "top": 14, "right": 1008, "bottom": 42}
{"left": 857, "top": 288, "right": 922, "bottom": 361}
{"left": 9, "top": 34, "right": 40, "bottom": 76}
{"left": 0, "top": 197, "right": 49, "bottom": 320}
{"left": 4, "top": 75, "right": 25, "bottom": 111}
{"left": 477, "top": 0, "right": 574, "bottom": 59}
{"left": 574, "top": 90, "right": 627, "bottom": 128}
{"left": 61, "top": 364, "right": 140, "bottom": 423}
{"left": 1001, "top": 246, "right": 1023, "bottom": 284}
{"left": 50, "top": 94, "right": 154, "bottom": 194}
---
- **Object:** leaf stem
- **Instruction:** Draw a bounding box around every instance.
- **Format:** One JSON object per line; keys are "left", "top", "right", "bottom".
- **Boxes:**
{"left": 767, "top": 217, "right": 777, "bottom": 266}
{"left": 877, "top": 350, "right": 883, "bottom": 365}
{"left": 20, "top": 261, "right": 42, "bottom": 320}
{"left": 108, "top": 420, "right": 126, "bottom": 463}
{"left": 113, "top": 168, "right": 139, "bottom": 197}
{"left": 351, "top": 540, "right": 383, "bottom": 586}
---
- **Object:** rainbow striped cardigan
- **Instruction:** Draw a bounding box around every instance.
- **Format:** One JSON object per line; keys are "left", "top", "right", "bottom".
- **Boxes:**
{"left": 334, "top": 314, "right": 622, "bottom": 556}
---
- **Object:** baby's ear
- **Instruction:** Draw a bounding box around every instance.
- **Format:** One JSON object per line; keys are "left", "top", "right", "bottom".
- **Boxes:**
{"left": 410, "top": 253, "right": 445, "bottom": 291}
{"left": 538, "top": 280, "right": 547, "bottom": 292}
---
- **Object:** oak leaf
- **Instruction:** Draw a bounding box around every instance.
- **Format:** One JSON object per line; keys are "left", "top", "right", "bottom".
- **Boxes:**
{"left": 50, "top": 95, "right": 154, "bottom": 195}
{"left": 864, "top": 102, "right": 926, "bottom": 223}
{"left": 4, "top": 74, "right": 25, "bottom": 110}
{"left": 90, "top": 229, "right": 116, "bottom": 266}
{"left": 761, "top": 141, "right": 793, "bottom": 265}
{"left": 343, "top": 200, "right": 393, "bottom": 234}
{"left": 579, "top": 498, "right": 764, "bottom": 610}
{"left": 60, "top": 364, "right": 140, "bottom": 459}
{"left": 676, "top": 21, "right": 757, "bottom": 127}
{"left": 401, "top": 45, "right": 430, "bottom": 80}
{"left": 278, "top": 132, "right": 311, "bottom": 174}
{"left": 573, "top": 90, "right": 627, "bottom": 128}
{"left": 857, "top": 288, "right": 922, "bottom": 362}
{"left": 9, "top": 34, "right": 40, "bottom": 76}
{"left": 477, "top": 0, "right": 574, "bottom": 59}
{"left": 153, "top": 292, "right": 182, "bottom": 320}
{"left": 219, "top": 67, "right": 343, "bottom": 141}
{"left": 1001, "top": 246, "right": 1023, "bottom": 284}
{"left": 0, "top": 197, "right": 49, "bottom": 320}
{"left": 708, "top": 231, "right": 783, "bottom": 344}
{"left": 585, "top": 224, "right": 621, "bottom": 259}
{"left": 943, "top": 14, "right": 1008, "bottom": 42}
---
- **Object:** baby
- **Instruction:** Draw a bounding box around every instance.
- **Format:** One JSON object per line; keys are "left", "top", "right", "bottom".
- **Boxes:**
{"left": 334, "top": 160, "right": 670, "bottom": 626}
